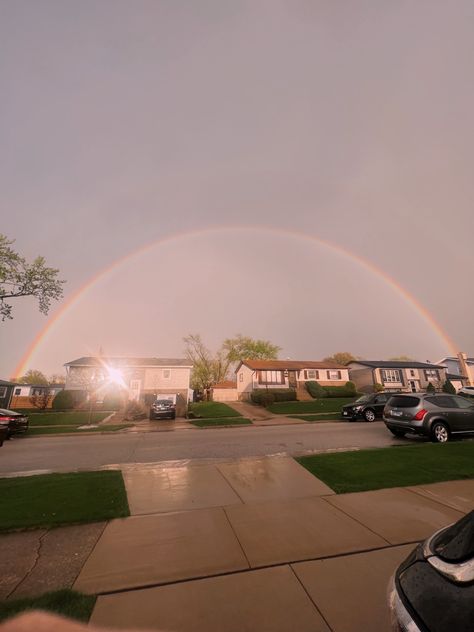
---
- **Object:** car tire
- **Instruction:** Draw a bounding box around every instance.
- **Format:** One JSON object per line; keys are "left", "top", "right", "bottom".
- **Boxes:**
{"left": 389, "top": 429, "right": 406, "bottom": 438}
{"left": 431, "top": 421, "right": 450, "bottom": 443}
{"left": 363, "top": 409, "right": 376, "bottom": 422}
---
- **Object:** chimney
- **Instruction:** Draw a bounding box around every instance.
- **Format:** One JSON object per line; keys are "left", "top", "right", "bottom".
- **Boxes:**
{"left": 457, "top": 352, "right": 474, "bottom": 387}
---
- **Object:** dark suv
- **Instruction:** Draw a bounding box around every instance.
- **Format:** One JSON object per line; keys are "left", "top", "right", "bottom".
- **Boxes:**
{"left": 149, "top": 399, "right": 176, "bottom": 420}
{"left": 383, "top": 393, "right": 474, "bottom": 442}
{"left": 341, "top": 392, "right": 393, "bottom": 422}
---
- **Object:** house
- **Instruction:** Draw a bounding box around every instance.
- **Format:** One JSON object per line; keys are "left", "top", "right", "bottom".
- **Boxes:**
{"left": 0, "top": 380, "right": 16, "bottom": 409}
{"left": 64, "top": 356, "right": 193, "bottom": 416}
{"left": 9, "top": 383, "right": 64, "bottom": 409}
{"left": 211, "top": 380, "right": 238, "bottom": 402}
{"left": 437, "top": 353, "right": 474, "bottom": 389}
{"left": 235, "top": 359, "right": 349, "bottom": 401}
{"left": 347, "top": 360, "right": 448, "bottom": 393}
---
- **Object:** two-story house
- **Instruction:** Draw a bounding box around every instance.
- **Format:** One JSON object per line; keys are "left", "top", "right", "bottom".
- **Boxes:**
{"left": 235, "top": 359, "right": 349, "bottom": 401}
{"left": 64, "top": 356, "right": 193, "bottom": 415}
{"left": 347, "top": 360, "right": 448, "bottom": 393}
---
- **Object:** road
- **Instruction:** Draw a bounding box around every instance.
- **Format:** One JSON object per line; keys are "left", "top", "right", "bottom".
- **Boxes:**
{"left": 0, "top": 421, "right": 411, "bottom": 475}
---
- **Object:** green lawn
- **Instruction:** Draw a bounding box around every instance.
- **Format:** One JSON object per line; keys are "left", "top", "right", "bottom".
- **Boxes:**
{"left": 190, "top": 417, "right": 252, "bottom": 427}
{"left": 0, "top": 590, "right": 96, "bottom": 623}
{"left": 0, "top": 471, "right": 130, "bottom": 531}
{"left": 289, "top": 413, "right": 341, "bottom": 421}
{"left": 189, "top": 402, "right": 242, "bottom": 418}
{"left": 297, "top": 442, "right": 474, "bottom": 493}
{"left": 27, "top": 424, "right": 131, "bottom": 436}
{"left": 268, "top": 398, "right": 355, "bottom": 415}
{"left": 28, "top": 412, "right": 109, "bottom": 426}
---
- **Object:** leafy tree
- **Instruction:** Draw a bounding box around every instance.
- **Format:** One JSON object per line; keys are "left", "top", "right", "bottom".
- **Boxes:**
{"left": 222, "top": 334, "right": 280, "bottom": 362}
{"left": 442, "top": 380, "right": 456, "bottom": 394}
{"left": 374, "top": 383, "right": 385, "bottom": 392}
{"left": 426, "top": 382, "right": 436, "bottom": 394}
{"left": 323, "top": 352, "right": 356, "bottom": 366}
{"left": 17, "top": 369, "right": 49, "bottom": 385}
{"left": 0, "top": 234, "right": 65, "bottom": 320}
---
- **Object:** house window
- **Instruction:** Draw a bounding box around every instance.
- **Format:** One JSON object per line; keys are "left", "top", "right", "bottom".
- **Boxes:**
{"left": 0, "top": 387, "right": 6, "bottom": 398}
{"left": 239, "top": 373, "right": 243, "bottom": 382}
{"left": 410, "top": 370, "right": 416, "bottom": 377}
{"left": 14, "top": 388, "right": 21, "bottom": 395}
{"left": 304, "top": 370, "right": 319, "bottom": 380}
{"left": 327, "top": 370, "right": 342, "bottom": 380}
{"left": 257, "top": 370, "right": 284, "bottom": 385}
{"left": 424, "top": 369, "right": 439, "bottom": 381}
{"left": 163, "top": 369, "right": 171, "bottom": 379}
{"left": 381, "top": 369, "right": 402, "bottom": 383}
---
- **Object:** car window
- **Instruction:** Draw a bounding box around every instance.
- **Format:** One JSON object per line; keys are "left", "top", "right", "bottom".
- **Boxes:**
{"left": 453, "top": 396, "right": 474, "bottom": 409}
{"left": 374, "top": 395, "right": 388, "bottom": 404}
{"left": 387, "top": 396, "right": 420, "bottom": 408}
{"left": 425, "top": 396, "right": 458, "bottom": 408}
{"left": 355, "top": 396, "right": 370, "bottom": 404}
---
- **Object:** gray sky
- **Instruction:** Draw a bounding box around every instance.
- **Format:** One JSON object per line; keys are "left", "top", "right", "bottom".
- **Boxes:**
{"left": 1, "top": 1, "right": 473, "bottom": 377}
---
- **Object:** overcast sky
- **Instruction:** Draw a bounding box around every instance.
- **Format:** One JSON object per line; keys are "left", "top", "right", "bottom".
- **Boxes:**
{"left": 1, "top": 1, "right": 473, "bottom": 377}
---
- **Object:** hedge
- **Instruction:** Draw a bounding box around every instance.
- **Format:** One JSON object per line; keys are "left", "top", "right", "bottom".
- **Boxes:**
{"left": 251, "top": 389, "right": 297, "bottom": 406}
{"left": 305, "top": 381, "right": 358, "bottom": 399}
{"left": 305, "top": 381, "right": 327, "bottom": 398}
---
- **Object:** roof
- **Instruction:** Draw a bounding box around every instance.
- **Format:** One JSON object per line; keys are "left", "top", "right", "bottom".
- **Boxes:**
{"left": 236, "top": 359, "right": 347, "bottom": 371}
{"left": 438, "top": 356, "right": 474, "bottom": 364}
{"left": 348, "top": 360, "right": 446, "bottom": 369}
{"left": 64, "top": 356, "right": 192, "bottom": 368}
{"left": 447, "top": 373, "right": 467, "bottom": 381}
{"left": 213, "top": 380, "right": 238, "bottom": 389}
{"left": 0, "top": 379, "right": 16, "bottom": 387}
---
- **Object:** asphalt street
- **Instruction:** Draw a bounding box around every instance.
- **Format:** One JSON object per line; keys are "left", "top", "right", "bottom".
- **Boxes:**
{"left": 0, "top": 421, "right": 414, "bottom": 475}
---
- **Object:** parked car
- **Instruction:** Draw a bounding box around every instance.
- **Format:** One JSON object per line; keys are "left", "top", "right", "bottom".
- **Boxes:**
{"left": 388, "top": 510, "right": 473, "bottom": 632}
{"left": 149, "top": 399, "right": 176, "bottom": 420}
{"left": 459, "top": 386, "right": 474, "bottom": 400}
{"left": 0, "top": 408, "right": 29, "bottom": 438}
{"left": 341, "top": 392, "right": 394, "bottom": 422}
{"left": 383, "top": 393, "right": 474, "bottom": 442}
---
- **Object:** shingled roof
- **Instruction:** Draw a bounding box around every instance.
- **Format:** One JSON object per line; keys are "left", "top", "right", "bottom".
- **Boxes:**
{"left": 236, "top": 359, "right": 347, "bottom": 371}
{"left": 64, "top": 356, "right": 192, "bottom": 367}
{"left": 349, "top": 360, "right": 446, "bottom": 369}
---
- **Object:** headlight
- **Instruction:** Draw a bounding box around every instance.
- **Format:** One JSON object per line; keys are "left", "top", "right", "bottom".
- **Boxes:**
{"left": 387, "top": 574, "right": 421, "bottom": 632}
{"left": 353, "top": 405, "right": 363, "bottom": 411}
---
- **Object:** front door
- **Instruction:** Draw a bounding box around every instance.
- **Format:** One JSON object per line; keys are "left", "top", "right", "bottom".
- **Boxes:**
{"left": 288, "top": 371, "right": 297, "bottom": 389}
{"left": 408, "top": 380, "right": 418, "bottom": 392}
{"left": 130, "top": 380, "right": 141, "bottom": 401}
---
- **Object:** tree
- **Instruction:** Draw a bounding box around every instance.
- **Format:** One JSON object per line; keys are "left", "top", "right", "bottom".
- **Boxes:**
{"left": 17, "top": 369, "right": 49, "bottom": 385}
{"left": 0, "top": 234, "right": 65, "bottom": 320}
{"left": 49, "top": 373, "right": 66, "bottom": 385}
{"left": 426, "top": 382, "right": 436, "bottom": 394}
{"left": 323, "top": 352, "right": 356, "bottom": 366}
{"left": 222, "top": 334, "right": 280, "bottom": 362}
{"left": 442, "top": 380, "right": 456, "bottom": 394}
{"left": 30, "top": 388, "right": 53, "bottom": 410}
{"left": 388, "top": 356, "right": 414, "bottom": 361}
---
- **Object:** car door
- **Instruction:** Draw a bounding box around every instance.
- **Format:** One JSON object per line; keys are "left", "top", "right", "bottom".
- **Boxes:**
{"left": 452, "top": 396, "right": 474, "bottom": 433}
{"left": 373, "top": 394, "right": 389, "bottom": 417}
{"left": 426, "top": 396, "right": 466, "bottom": 431}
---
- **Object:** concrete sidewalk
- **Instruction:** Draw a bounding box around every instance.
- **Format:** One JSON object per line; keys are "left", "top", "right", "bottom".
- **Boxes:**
{"left": 2, "top": 457, "right": 473, "bottom": 632}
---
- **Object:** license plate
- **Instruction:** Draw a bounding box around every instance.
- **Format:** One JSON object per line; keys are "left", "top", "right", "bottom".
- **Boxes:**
{"left": 391, "top": 410, "right": 403, "bottom": 417}
{"left": 343, "top": 411, "right": 348, "bottom": 416}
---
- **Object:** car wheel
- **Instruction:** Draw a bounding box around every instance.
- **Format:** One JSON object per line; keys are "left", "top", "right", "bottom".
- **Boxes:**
{"left": 431, "top": 421, "right": 449, "bottom": 443}
{"left": 363, "top": 409, "right": 376, "bottom": 422}
{"left": 390, "top": 429, "right": 406, "bottom": 438}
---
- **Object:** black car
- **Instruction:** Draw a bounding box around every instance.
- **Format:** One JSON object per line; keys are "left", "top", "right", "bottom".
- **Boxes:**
{"left": 0, "top": 408, "right": 29, "bottom": 438}
{"left": 384, "top": 393, "right": 474, "bottom": 442}
{"left": 342, "top": 392, "right": 394, "bottom": 422}
{"left": 388, "top": 510, "right": 474, "bottom": 632}
{"left": 149, "top": 399, "right": 176, "bottom": 420}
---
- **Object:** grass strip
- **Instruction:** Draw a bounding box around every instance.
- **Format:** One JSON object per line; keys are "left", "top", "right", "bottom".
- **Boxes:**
{"left": 0, "top": 590, "right": 96, "bottom": 623}
{"left": 268, "top": 398, "right": 355, "bottom": 414}
{"left": 289, "top": 413, "right": 342, "bottom": 421}
{"left": 26, "top": 425, "right": 131, "bottom": 435}
{"left": 188, "top": 402, "right": 242, "bottom": 418}
{"left": 297, "top": 442, "right": 474, "bottom": 493}
{"left": 28, "top": 412, "right": 109, "bottom": 426}
{"left": 190, "top": 417, "right": 252, "bottom": 427}
{"left": 0, "top": 471, "right": 130, "bottom": 531}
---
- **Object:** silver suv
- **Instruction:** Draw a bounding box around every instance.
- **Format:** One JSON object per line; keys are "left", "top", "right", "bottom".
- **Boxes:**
{"left": 383, "top": 393, "right": 474, "bottom": 443}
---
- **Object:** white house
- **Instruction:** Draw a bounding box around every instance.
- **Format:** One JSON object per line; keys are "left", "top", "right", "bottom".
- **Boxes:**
{"left": 64, "top": 356, "right": 193, "bottom": 415}
{"left": 235, "top": 359, "right": 349, "bottom": 401}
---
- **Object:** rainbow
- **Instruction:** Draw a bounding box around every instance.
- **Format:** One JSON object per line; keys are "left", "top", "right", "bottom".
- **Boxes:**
{"left": 13, "top": 224, "right": 458, "bottom": 376}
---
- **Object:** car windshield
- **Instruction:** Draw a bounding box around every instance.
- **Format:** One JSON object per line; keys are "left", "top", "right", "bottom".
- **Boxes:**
{"left": 155, "top": 400, "right": 173, "bottom": 406}
{"left": 354, "top": 396, "right": 370, "bottom": 404}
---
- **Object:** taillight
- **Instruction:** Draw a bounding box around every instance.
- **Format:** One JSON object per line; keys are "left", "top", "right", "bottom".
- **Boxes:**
{"left": 413, "top": 409, "right": 428, "bottom": 421}
{"left": 0, "top": 416, "right": 15, "bottom": 422}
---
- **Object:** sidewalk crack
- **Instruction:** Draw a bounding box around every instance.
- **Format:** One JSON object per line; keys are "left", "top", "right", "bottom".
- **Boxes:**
{"left": 7, "top": 529, "right": 49, "bottom": 599}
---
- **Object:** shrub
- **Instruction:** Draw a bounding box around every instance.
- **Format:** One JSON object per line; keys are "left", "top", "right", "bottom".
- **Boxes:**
{"left": 102, "top": 393, "right": 124, "bottom": 410}
{"left": 373, "top": 383, "right": 384, "bottom": 392}
{"left": 426, "top": 382, "right": 436, "bottom": 394}
{"left": 272, "top": 389, "right": 297, "bottom": 402}
{"left": 52, "top": 390, "right": 75, "bottom": 410}
{"left": 442, "top": 380, "right": 456, "bottom": 394}
{"left": 344, "top": 381, "right": 357, "bottom": 394}
{"left": 123, "top": 400, "right": 147, "bottom": 421}
{"left": 323, "top": 385, "right": 359, "bottom": 398}
{"left": 250, "top": 390, "right": 276, "bottom": 406}
{"left": 305, "top": 381, "right": 327, "bottom": 398}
